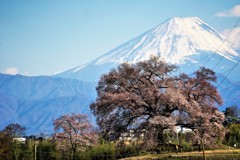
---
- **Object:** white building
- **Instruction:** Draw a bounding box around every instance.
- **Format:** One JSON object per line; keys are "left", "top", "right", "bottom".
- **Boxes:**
{"left": 173, "top": 125, "right": 193, "bottom": 133}
{"left": 119, "top": 130, "right": 145, "bottom": 142}
{"left": 13, "top": 138, "right": 26, "bottom": 144}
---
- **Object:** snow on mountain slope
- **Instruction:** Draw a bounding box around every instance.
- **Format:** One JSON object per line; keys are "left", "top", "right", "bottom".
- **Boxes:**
{"left": 55, "top": 17, "right": 239, "bottom": 82}
{"left": 222, "top": 27, "right": 240, "bottom": 50}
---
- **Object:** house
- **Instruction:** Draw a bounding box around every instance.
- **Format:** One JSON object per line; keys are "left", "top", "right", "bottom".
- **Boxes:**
{"left": 163, "top": 125, "right": 193, "bottom": 134}
{"left": 173, "top": 125, "right": 193, "bottom": 133}
{"left": 13, "top": 138, "right": 26, "bottom": 144}
{"left": 119, "top": 130, "right": 145, "bottom": 145}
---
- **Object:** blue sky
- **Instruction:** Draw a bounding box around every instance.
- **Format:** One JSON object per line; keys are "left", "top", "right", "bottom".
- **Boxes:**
{"left": 0, "top": 0, "right": 239, "bottom": 76}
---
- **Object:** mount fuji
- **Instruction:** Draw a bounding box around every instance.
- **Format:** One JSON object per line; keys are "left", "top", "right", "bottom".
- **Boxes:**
{"left": 56, "top": 17, "right": 239, "bottom": 82}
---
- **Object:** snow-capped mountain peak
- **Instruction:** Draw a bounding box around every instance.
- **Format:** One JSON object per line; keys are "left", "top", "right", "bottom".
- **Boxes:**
{"left": 92, "top": 17, "right": 237, "bottom": 65}
{"left": 56, "top": 17, "right": 239, "bottom": 81}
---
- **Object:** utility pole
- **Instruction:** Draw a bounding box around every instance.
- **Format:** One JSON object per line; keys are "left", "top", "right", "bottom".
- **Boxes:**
{"left": 201, "top": 140, "right": 206, "bottom": 160}
{"left": 35, "top": 141, "right": 37, "bottom": 160}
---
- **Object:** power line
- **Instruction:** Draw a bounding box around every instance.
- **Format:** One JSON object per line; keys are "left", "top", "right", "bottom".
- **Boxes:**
{"left": 212, "top": 30, "right": 240, "bottom": 70}
{"left": 219, "top": 81, "right": 240, "bottom": 92}
{"left": 222, "top": 94, "right": 240, "bottom": 105}
{"left": 189, "top": 18, "right": 240, "bottom": 92}
{"left": 207, "top": 19, "right": 240, "bottom": 87}
{"left": 217, "top": 56, "right": 240, "bottom": 87}
{"left": 199, "top": 18, "right": 240, "bottom": 106}
{"left": 201, "top": 18, "right": 240, "bottom": 67}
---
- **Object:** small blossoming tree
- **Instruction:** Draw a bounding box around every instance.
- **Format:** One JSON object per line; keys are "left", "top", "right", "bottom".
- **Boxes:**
{"left": 53, "top": 113, "right": 98, "bottom": 160}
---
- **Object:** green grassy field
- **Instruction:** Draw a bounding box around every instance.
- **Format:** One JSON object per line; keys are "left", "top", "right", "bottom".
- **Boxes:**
{"left": 121, "top": 149, "right": 240, "bottom": 160}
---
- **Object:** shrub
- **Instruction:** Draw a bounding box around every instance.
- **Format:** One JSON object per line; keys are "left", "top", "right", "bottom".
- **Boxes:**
{"left": 78, "top": 141, "right": 116, "bottom": 160}
{"left": 37, "top": 140, "right": 57, "bottom": 160}
{"left": 117, "top": 142, "right": 142, "bottom": 158}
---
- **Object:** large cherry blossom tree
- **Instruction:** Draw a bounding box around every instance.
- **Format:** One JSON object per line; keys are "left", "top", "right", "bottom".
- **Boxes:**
{"left": 53, "top": 114, "right": 98, "bottom": 160}
{"left": 90, "top": 56, "right": 225, "bottom": 149}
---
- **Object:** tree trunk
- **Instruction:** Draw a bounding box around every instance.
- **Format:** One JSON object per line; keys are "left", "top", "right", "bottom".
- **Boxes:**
{"left": 201, "top": 140, "right": 206, "bottom": 160}
{"left": 157, "top": 131, "right": 164, "bottom": 145}
{"left": 71, "top": 146, "right": 76, "bottom": 160}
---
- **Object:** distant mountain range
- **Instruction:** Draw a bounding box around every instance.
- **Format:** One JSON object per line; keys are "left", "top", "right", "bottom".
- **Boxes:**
{"left": 0, "top": 74, "right": 96, "bottom": 134}
{"left": 0, "top": 17, "right": 239, "bottom": 134}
